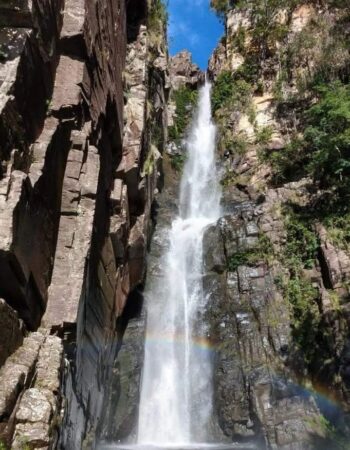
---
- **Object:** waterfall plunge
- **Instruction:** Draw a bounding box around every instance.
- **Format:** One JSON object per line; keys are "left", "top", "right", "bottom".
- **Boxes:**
{"left": 137, "top": 81, "right": 221, "bottom": 446}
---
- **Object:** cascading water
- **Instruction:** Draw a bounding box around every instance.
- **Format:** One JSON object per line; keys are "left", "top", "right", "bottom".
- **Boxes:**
{"left": 137, "top": 81, "right": 221, "bottom": 447}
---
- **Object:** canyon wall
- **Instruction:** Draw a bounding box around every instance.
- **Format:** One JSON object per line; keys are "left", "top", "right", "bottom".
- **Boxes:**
{"left": 206, "top": 0, "right": 350, "bottom": 448}
{"left": 0, "top": 0, "right": 169, "bottom": 448}
{"left": 1, "top": 0, "right": 350, "bottom": 449}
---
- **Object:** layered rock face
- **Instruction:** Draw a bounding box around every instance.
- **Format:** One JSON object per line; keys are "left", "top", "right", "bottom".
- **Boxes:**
{"left": 169, "top": 50, "right": 203, "bottom": 90}
{"left": 0, "top": 0, "right": 169, "bottom": 448}
{"left": 207, "top": 1, "right": 350, "bottom": 448}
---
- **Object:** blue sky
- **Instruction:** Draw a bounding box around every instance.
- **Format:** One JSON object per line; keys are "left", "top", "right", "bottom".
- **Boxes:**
{"left": 168, "top": 0, "right": 224, "bottom": 69}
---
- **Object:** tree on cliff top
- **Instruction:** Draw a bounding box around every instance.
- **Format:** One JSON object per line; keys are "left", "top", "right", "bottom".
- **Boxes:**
{"left": 210, "top": 0, "right": 231, "bottom": 20}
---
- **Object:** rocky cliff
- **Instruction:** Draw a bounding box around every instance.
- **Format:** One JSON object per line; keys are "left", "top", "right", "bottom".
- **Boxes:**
{"left": 207, "top": 0, "right": 350, "bottom": 448}
{"left": 1, "top": 0, "right": 350, "bottom": 449}
{"left": 0, "top": 0, "right": 169, "bottom": 448}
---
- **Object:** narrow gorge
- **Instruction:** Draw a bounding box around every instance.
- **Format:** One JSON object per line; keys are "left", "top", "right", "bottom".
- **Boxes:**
{"left": 0, "top": 0, "right": 350, "bottom": 449}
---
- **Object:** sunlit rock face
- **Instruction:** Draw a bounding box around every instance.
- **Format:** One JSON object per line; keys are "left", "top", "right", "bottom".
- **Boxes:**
{"left": 170, "top": 50, "right": 204, "bottom": 90}
{"left": 208, "top": 0, "right": 350, "bottom": 448}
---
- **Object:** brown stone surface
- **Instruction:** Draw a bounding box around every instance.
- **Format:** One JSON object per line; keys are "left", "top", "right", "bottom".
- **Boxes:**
{"left": 12, "top": 422, "right": 50, "bottom": 449}
{"left": 207, "top": 2, "right": 350, "bottom": 446}
{"left": 0, "top": 299, "right": 24, "bottom": 367}
{"left": 0, "top": 0, "right": 168, "bottom": 447}
{"left": 203, "top": 208, "right": 323, "bottom": 449}
{"left": 0, "top": 332, "right": 44, "bottom": 424}
{"left": 170, "top": 50, "right": 203, "bottom": 90}
{"left": 50, "top": 56, "right": 85, "bottom": 115}
{"left": 43, "top": 141, "right": 99, "bottom": 329}
{"left": 59, "top": 0, "right": 85, "bottom": 57}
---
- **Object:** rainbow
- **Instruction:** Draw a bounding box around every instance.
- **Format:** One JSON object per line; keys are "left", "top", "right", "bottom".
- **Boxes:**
{"left": 120, "top": 332, "right": 347, "bottom": 416}
{"left": 143, "top": 332, "right": 217, "bottom": 354}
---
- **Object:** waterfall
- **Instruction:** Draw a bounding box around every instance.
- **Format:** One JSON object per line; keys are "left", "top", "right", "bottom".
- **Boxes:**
{"left": 137, "top": 81, "right": 221, "bottom": 446}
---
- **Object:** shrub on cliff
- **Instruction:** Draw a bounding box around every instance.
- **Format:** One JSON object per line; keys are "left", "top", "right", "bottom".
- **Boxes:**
{"left": 262, "top": 82, "right": 350, "bottom": 198}
{"left": 149, "top": 0, "right": 168, "bottom": 30}
{"left": 168, "top": 87, "right": 198, "bottom": 142}
{"left": 304, "top": 82, "right": 350, "bottom": 195}
{"left": 210, "top": 0, "right": 231, "bottom": 19}
{"left": 211, "top": 71, "right": 252, "bottom": 113}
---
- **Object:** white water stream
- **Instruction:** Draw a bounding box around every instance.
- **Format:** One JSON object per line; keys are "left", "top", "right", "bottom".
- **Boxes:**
{"left": 137, "top": 81, "right": 221, "bottom": 446}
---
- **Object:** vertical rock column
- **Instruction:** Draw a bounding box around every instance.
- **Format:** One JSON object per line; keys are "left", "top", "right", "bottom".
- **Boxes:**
{"left": 0, "top": 0, "right": 169, "bottom": 447}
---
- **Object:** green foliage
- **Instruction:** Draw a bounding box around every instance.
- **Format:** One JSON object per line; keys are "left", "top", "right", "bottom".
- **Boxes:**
{"left": 227, "top": 233, "right": 274, "bottom": 271}
{"left": 212, "top": 72, "right": 235, "bottom": 113}
{"left": 323, "top": 213, "right": 350, "bottom": 252}
{"left": 220, "top": 171, "right": 236, "bottom": 187}
{"left": 283, "top": 209, "right": 319, "bottom": 273}
{"left": 143, "top": 153, "right": 155, "bottom": 176}
{"left": 222, "top": 132, "right": 248, "bottom": 157}
{"left": 258, "top": 137, "right": 306, "bottom": 184}
{"left": 282, "top": 12, "right": 349, "bottom": 96}
{"left": 232, "top": 26, "right": 247, "bottom": 53}
{"left": 235, "top": 56, "right": 261, "bottom": 85}
{"left": 168, "top": 87, "right": 198, "bottom": 142}
{"left": 170, "top": 154, "right": 186, "bottom": 172}
{"left": 151, "top": 121, "right": 163, "bottom": 150}
{"left": 320, "top": 415, "right": 350, "bottom": 450}
{"left": 210, "top": 0, "right": 230, "bottom": 20}
{"left": 284, "top": 275, "right": 320, "bottom": 357}
{"left": 149, "top": 0, "right": 168, "bottom": 31}
{"left": 304, "top": 82, "right": 350, "bottom": 193}
{"left": 142, "top": 145, "right": 160, "bottom": 177}
{"left": 273, "top": 208, "right": 322, "bottom": 363}
{"left": 255, "top": 126, "right": 273, "bottom": 146}
{"left": 233, "top": 0, "right": 290, "bottom": 58}
{"left": 262, "top": 82, "right": 350, "bottom": 193}
{"left": 273, "top": 70, "right": 288, "bottom": 102}
{"left": 212, "top": 71, "right": 252, "bottom": 113}
{"left": 227, "top": 251, "right": 252, "bottom": 271}
{"left": 0, "top": 441, "right": 7, "bottom": 450}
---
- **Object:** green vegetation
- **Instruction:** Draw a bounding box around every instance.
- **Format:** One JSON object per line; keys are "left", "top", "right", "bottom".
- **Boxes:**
{"left": 142, "top": 151, "right": 155, "bottom": 176}
{"left": 149, "top": 0, "right": 168, "bottom": 31}
{"left": 245, "top": 0, "right": 290, "bottom": 58}
{"left": 282, "top": 209, "right": 319, "bottom": 273}
{"left": 258, "top": 136, "right": 306, "bottom": 184}
{"left": 170, "top": 153, "right": 186, "bottom": 172}
{"left": 148, "top": 0, "right": 168, "bottom": 59}
{"left": 261, "top": 81, "right": 350, "bottom": 194}
{"left": 283, "top": 276, "right": 320, "bottom": 360}
{"left": 168, "top": 87, "right": 198, "bottom": 142}
{"left": 232, "top": 26, "right": 246, "bottom": 53}
{"left": 285, "top": 14, "right": 349, "bottom": 95}
{"left": 220, "top": 131, "right": 248, "bottom": 158}
{"left": 212, "top": 71, "right": 252, "bottom": 113}
{"left": 313, "top": 415, "right": 350, "bottom": 450}
{"left": 274, "top": 210, "right": 319, "bottom": 355}
{"left": 304, "top": 82, "right": 350, "bottom": 194}
{"left": 255, "top": 125, "right": 273, "bottom": 146}
{"left": 142, "top": 144, "right": 161, "bottom": 177}
{"left": 323, "top": 213, "right": 350, "bottom": 252}
{"left": 210, "top": 0, "right": 231, "bottom": 20}
{"left": 227, "top": 233, "right": 274, "bottom": 271}
{"left": 272, "top": 208, "right": 322, "bottom": 363}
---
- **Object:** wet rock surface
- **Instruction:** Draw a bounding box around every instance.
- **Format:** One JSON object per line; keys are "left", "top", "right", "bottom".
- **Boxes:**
{"left": 203, "top": 205, "right": 325, "bottom": 449}
{"left": 207, "top": 1, "right": 350, "bottom": 447}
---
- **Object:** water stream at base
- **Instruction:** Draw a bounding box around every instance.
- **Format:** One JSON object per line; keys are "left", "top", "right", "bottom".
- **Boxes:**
{"left": 137, "top": 81, "right": 221, "bottom": 446}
